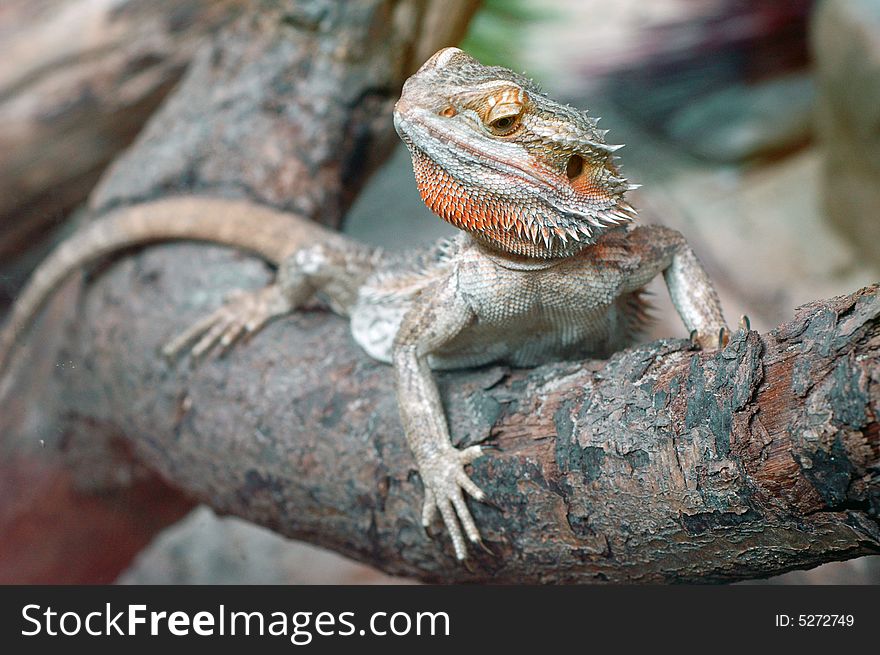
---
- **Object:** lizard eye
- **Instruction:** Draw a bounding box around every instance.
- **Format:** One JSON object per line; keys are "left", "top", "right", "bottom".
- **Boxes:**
{"left": 491, "top": 116, "right": 515, "bottom": 130}
{"left": 440, "top": 106, "right": 457, "bottom": 118}
{"left": 485, "top": 111, "right": 521, "bottom": 136}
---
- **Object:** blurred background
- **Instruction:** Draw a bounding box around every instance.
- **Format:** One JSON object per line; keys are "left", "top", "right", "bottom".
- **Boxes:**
{"left": 2, "top": 0, "right": 879, "bottom": 583}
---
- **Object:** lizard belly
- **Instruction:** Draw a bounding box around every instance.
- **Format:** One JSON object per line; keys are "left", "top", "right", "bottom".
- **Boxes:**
{"left": 349, "top": 241, "right": 643, "bottom": 368}
{"left": 350, "top": 293, "right": 617, "bottom": 369}
{"left": 431, "top": 303, "right": 625, "bottom": 369}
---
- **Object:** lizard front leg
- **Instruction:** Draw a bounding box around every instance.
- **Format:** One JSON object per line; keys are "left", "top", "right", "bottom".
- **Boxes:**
{"left": 662, "top": 242, "right": 731, "bottom": 350}
{"left": 164, "top": 238, "right": 381, "bottom": 359}
{"left": 392, "top": 273, "right": 486, "bottom": 560}
{"left": 624, "top": 225, "right": 730, "bottom": 350}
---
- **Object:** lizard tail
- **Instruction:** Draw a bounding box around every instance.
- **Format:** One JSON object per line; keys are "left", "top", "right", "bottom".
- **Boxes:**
{"left": 0, "top": 195, "right": 333, "bottom": 382}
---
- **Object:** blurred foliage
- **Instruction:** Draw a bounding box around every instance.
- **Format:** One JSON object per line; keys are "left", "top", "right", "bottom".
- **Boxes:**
{"left": 458, "top": 0, "right": 553, "bottom": 70}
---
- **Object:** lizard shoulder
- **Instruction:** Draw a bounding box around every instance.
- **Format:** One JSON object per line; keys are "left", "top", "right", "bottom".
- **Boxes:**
{"left": 585, "top": 224, "right": 685, "bottom": 268}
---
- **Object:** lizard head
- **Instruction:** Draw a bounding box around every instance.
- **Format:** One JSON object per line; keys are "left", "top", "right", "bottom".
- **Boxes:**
{"left": 394, "top": 47, "right": 638, "bottom": 259}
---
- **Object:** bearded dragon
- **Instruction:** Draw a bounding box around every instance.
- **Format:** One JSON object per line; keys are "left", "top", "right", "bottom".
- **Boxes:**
{"left": 0, "top": 47, "right": 730, "bottom": 561}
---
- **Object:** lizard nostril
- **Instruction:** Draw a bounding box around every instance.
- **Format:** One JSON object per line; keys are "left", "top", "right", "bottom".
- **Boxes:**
{"left": 566, "top": 154, "right": 584, "bottom": 180}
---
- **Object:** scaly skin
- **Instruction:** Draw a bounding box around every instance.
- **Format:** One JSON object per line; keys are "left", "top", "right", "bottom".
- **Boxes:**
{"left": 0, "top": 48, "right": 730, "bottom": 561}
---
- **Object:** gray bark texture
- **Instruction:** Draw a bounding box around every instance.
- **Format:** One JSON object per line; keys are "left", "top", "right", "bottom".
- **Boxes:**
{"left": 2, "top": 0, "right": 879, "bottom": 583}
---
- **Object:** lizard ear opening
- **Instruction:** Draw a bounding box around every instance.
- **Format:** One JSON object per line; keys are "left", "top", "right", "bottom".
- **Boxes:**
{"left": 565, "top": 154, "right": 616, "bottom": 206}
{"left": 565, "top": 154, "right": 585, "bottom": 180}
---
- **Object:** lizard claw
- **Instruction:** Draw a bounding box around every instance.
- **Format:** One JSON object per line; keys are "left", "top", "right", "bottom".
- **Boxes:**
{"left": 419, "top": 445, "right": 487, "bottom": 561}
{"left": 690, "top": 326, "right": 730, "bottom": 351}
{"left": 162, "top": 285, "right": 292, "bottom": 361}
{"left": 738, "top": 314, "right": 751, "bottom": 333}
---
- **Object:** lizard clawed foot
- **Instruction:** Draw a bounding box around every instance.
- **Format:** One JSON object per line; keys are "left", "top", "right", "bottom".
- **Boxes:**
{"left": 419, "top": 444, "right": 486, "bottom": 561}
{"left": 162, "top": 284, "right": 293, "bottom": 361}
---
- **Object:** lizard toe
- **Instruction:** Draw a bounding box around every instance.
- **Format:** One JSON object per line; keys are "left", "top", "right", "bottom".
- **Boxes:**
{"left": 421, "top": 488, "right": 438, "bottom": 529}
{"left": 164, "top": 284, "right": 293, "bottom": 362}
{"left": 419, "top": 446, "right": 489, "bottom": 561}
{"left": 459, "top": 444, "right": 484, "bottom": 465}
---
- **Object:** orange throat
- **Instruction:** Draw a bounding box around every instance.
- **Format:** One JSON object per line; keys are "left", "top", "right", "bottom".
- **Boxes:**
{"left": 412, "top": 149, "right": 591, "bottom": 259}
